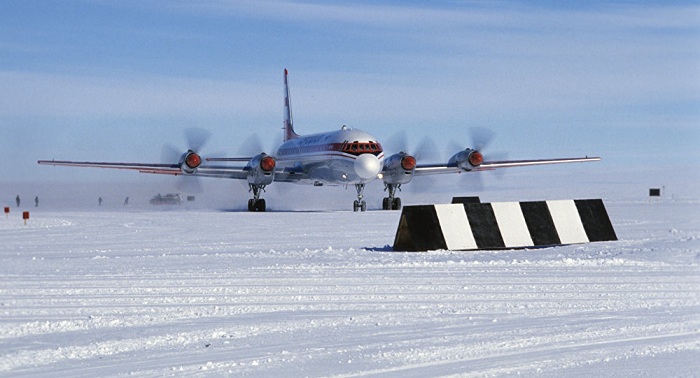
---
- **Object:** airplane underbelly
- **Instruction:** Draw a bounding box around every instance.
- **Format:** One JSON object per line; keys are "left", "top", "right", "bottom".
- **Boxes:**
{"left": 280, "top": 153, "right": 381, "bottom": 184}
{"left": 307, "top": 159, "right": 357, "bottom": 183}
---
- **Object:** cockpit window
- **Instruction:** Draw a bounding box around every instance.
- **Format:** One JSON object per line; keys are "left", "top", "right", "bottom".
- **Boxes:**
{"left": 341, "top": 141, "right": 383, "bottom": 155}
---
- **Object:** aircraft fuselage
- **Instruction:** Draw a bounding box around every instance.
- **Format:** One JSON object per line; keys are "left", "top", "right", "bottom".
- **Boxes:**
{"left": 275, "top": 127, "right": 385, "bottom": 185}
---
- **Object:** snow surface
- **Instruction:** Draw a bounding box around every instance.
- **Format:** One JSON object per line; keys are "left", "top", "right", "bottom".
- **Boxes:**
{"left": 1, "top": 169, "right": 699, "bottom": 376}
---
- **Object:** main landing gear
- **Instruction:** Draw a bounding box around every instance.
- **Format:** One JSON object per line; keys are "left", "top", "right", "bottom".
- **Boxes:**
{"left": 248, "top": 184, "right": 266, "bottom": 212}
{"left": 382, "top": 183, "right": 402, "bottom": 210}
{"left": 353, "top": 183, "right": 367, "bottom": 212}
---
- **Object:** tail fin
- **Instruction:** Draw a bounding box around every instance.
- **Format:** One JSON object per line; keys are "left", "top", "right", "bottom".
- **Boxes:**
{"left": 283, "top": 68, "right": 299, "bottom": 141}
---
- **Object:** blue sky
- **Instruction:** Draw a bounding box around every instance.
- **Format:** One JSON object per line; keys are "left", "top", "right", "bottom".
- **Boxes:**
{"left": 1, "top": 0, "right": 698, "bottom": 184}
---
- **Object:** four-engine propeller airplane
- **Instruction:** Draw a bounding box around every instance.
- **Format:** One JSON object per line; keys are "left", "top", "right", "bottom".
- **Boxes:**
{"left": 39, "top": 69, "right": 600, "bottom": 212}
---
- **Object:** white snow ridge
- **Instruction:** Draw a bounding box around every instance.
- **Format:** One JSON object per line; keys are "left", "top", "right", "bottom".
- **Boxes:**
{"left": 1, "top": 199, "right": 699, "bottom": 376}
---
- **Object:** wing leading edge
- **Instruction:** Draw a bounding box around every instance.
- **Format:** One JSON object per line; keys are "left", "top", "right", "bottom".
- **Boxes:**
{"left": 414, "top": 156, "right": 601, "bottom": 176}
{"left": 37, "top": 159, "right": 248, "bottom": 179}
{"left": 36, "top": 159, "right": 309, "bottom": 181}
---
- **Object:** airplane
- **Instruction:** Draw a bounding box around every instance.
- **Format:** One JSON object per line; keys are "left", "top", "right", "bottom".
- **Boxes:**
{"left": 38, "top": 69, "right": 600, "bottom": 212}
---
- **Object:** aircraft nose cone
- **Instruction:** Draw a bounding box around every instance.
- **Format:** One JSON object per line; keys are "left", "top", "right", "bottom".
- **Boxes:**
{"left": 354, "top": 153, "right": 381, "bottom": 180}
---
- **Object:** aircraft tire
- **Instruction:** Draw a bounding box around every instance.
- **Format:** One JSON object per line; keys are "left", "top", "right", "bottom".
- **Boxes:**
{"left": 360, "top": 201, "right": 367, "bottom": 212}
{"left": 248, "top": 199, "right": 266, "bottom": 212}
{"left": 382, "top": 198, "right": 390, "bottom": 210}
{"left": 353, "top": 200, "right": 359, "bottom": 212}
{"left": 392, "top": 198, "right": 402, "bottom": 210}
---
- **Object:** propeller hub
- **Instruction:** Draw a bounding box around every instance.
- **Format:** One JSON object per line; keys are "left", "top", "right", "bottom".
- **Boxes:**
{"left": 401, "top": 155, "right": 417, "bottom": 170}
{"left": 185, "top": 152, "right": 202, "bottom": 169}
{"left": 260, "top": 156, "right": 276, "bottom": 172}
{"left": 468, "top": 151, "right": 483, "bottom": 167}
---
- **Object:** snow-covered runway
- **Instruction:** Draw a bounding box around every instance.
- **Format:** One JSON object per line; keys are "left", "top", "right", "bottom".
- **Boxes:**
{"left": 1, "top": 201, "right": 698, "bottom": 376}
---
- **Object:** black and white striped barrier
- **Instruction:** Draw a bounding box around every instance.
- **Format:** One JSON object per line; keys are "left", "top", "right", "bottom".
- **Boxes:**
{"left": 393, "top": 199, "right": 616, "bottom": 252}
{"left": 451, "top": 196, "right": 481, "bottom": 204}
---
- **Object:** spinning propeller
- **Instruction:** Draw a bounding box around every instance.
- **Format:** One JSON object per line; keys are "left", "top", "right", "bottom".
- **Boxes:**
{"left": 384, "top": 131, "right": 441, "bottom": 191}
{"left": 161, "top": 127, "right": 212, "bottom": 193}
{"left": 450, "top": 127, "right": 508, "bottom": 191}
{"left": 236, "top": 133, "right": 281, "bottom": 157}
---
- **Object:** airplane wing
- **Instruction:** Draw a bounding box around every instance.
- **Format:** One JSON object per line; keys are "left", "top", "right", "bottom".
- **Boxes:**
{"left": 413, "top": 156, "right": 601, "bottom": 176}
{"left": 36, "top": 159, "right": 250, "bottom": 178}
{"left": 37, "top": 160, "right": 182, "bottom": 175}
{"left": 36, "top": 159, "right": 310, "bottom": 181}
{"left": 204, "top": 157, "right": 310, "bottom": 182}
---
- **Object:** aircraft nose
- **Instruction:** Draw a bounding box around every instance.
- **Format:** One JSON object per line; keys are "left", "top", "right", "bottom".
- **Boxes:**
{"left": 354, "top": 153, "right": 381, "bottom": 180}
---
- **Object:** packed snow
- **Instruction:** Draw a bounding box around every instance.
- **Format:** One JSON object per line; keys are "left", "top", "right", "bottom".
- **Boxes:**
{"left": 1, "top": 168, "right": 699, "bottom": 376}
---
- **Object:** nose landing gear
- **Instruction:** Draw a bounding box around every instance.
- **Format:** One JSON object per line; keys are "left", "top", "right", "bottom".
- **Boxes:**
{"left": 353, "top": 183, "right": 367, "bottom": 212}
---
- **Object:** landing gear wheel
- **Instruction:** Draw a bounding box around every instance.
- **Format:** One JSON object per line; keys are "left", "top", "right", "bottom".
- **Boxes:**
{"left": 248, "top": 184, "right": 267, "bottom": 212}
{"left": 353, "top": 200, "right": 367, "bottom": 212}
{"left": 383, "top": 183, "right": 403, "bottom": 211}
{"left": 382, "top": 198, "right": 391, "bottom": 210}
{"left": 248, "top": 198, "right": 266, "bottom": 212}
{"left": 353, "top": 183, "right": 367, "bottom": 212}
{"left": 382, "top": 197, "right": 402, "bottom": 210}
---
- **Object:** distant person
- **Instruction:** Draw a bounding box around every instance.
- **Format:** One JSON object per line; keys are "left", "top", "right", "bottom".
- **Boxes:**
{"left": 98, "top": 197, "right": 103, "bottom": 206}
{"left": 124, "top": 197, "right": 129, "bottom": 206}
{"left": 35, "top": 196, "right": 39, "bottom": 207}
{"left": 15, "top": 195, "right": 20, "bottom": 208}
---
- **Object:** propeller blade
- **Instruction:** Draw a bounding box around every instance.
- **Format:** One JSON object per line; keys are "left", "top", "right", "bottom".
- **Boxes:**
{"left": 269, "top": 133, "right": 284, "bottom": 155}
{"left": 451, "top": 128, "right": 502, "bottom": 192}
{"left": 238, "top": 134, "right": 265, "bottom": 156}
{"left": 176, "top": 176, "right": 203, "bottom": 194}
{"left": 414, "top": 136, "right": 440, "bottom": 164}
{"left": 161, "top": 143, "right": 181, "bottom": 164}
{"left": 470, "top": 127, "right": 495, "bottom": 152}
{"left": 448, "top": 141, "right": 464, "bottom": 156}
{"left": 160, "top": 128, "right": 213, "bottom": 195}
{"left": 408, "top": 136, "right": 440, "bottom": 194}
{"left": 464, "top": 171, "right": 485, "bottom": 192}
{"left": 185, "top": 127, "right": 211, "bottom": 152}
{"left": 385, "top": 130, "right": 409, "bottom": 154}
{"left": 486, "top": 151, "right": 509, "bottom": 179}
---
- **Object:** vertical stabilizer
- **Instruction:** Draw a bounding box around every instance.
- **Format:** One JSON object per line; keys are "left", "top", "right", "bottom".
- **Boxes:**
{"left": 283, "top": 68, "right": 299, "bottom": 141}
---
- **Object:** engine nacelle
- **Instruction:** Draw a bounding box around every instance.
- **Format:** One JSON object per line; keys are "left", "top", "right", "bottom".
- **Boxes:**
{"left": 246, "top": 153, "right": 276, "bottom": 185}
{"left": 448, "top": 148, "right": 483, "bottom": 171}
{"left": 382, "top": 152, "right": 416, "bottom": 185}
{"left": 180, "top": 150, "right": 202, "bottom": 174}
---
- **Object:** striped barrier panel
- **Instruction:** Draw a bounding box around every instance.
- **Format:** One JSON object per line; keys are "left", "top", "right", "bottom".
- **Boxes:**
{"left": 451, "top": 196, "right": 481, "bottom": 204}
{"left": 393, "top": 199, "right": 616, "bottom": 252}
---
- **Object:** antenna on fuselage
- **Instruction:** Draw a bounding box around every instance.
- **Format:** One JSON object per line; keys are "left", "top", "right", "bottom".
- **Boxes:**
{"left": 283, "top": 68, "right": 299, "bottom": 141}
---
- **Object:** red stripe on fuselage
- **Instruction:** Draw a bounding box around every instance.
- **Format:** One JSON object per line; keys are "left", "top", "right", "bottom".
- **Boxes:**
{"left": 276, "top": 150, "right": 385, "bottom": 164}
{"left": 277, "top": 142, "right": 383, "bottom": 158}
